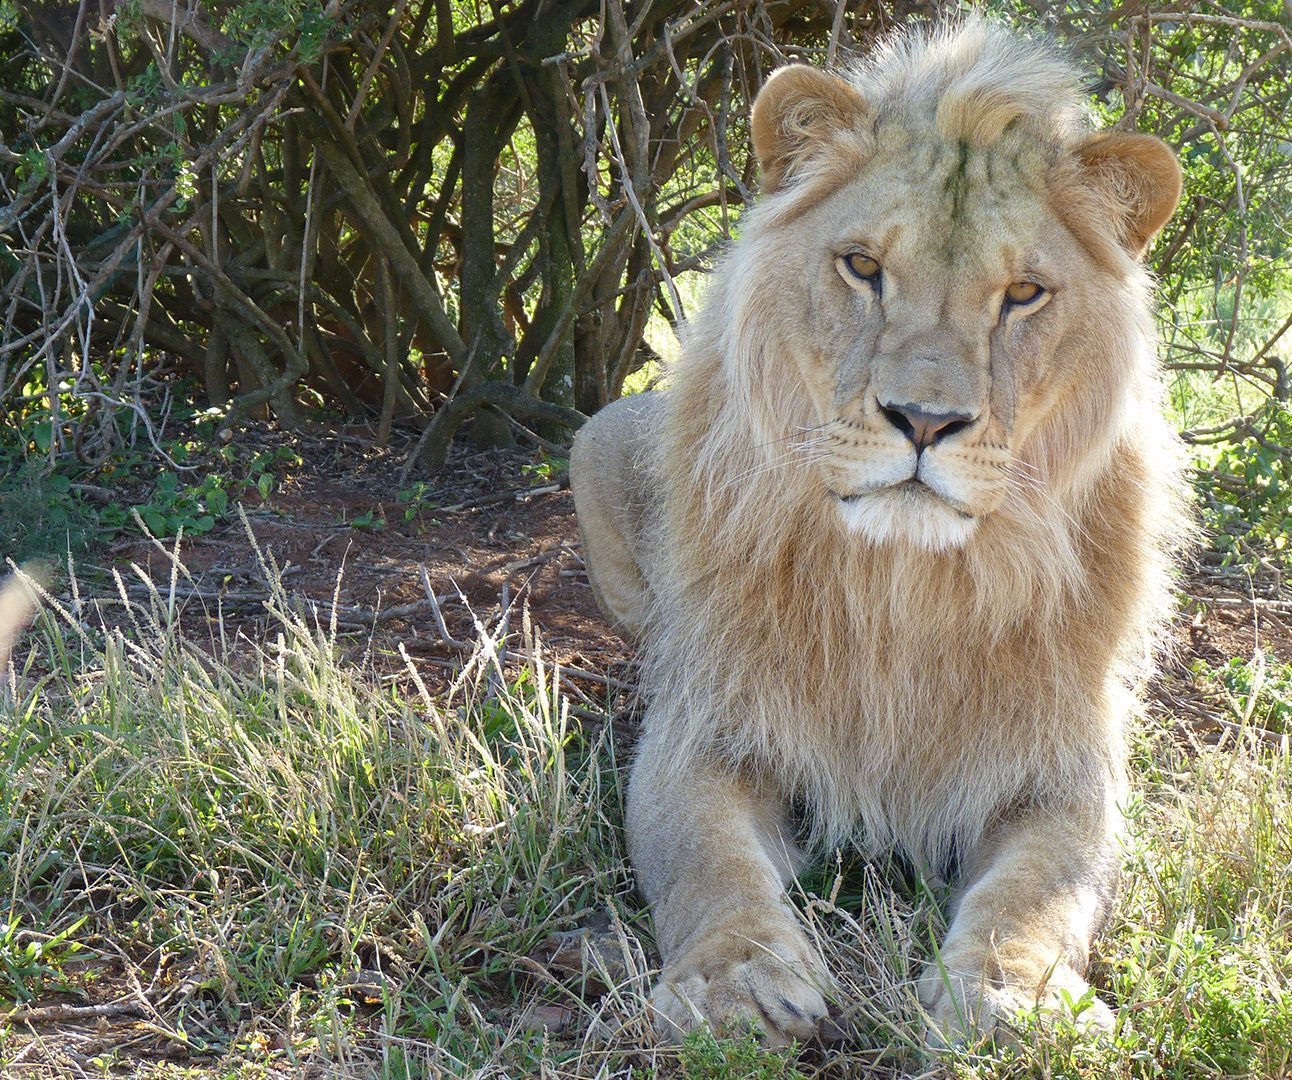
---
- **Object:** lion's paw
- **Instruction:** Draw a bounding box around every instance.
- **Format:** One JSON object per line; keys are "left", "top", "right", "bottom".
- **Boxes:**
{"left": 649, "top": 921, "right": 831, "bottom": 1047}
{"left": 919, "top": 958, "right": 1114, "bottom": 1048}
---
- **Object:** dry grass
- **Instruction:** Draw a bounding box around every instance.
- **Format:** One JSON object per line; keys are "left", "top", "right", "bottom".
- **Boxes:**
{"left": 1, "top": 533, "right": 1290, "bottom": 1078}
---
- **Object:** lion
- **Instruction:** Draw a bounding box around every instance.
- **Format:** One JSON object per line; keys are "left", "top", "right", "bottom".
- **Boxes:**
{"left": 570, "top": 19, "right": 1184, "bottom": 1048}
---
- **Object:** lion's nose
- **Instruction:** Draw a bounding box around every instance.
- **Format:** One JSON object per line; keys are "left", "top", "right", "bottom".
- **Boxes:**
{"left": 878, "top": 402, "right": 976, "bottom": 452}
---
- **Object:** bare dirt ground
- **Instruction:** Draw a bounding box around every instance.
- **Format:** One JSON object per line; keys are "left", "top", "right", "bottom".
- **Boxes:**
{"left": 7, "top": 425, "right": 1292, "bottom": 1076}
{"left": 108, "top": 429, "right": 633, "bottom": 697}
{"left": 104, "top": 424, "right": 1292, "bottom": 709}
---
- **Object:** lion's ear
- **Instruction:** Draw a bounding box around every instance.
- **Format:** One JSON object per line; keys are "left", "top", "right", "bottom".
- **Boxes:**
{"left": 1074, "top": 132, "right": 1182, "bottom": 259}
{"left": 752, "top": 65, "right": 868, "bottom": 193}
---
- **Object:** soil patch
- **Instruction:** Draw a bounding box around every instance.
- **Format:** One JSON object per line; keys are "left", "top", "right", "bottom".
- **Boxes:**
{"left": 103, "top": 429, "right": 629, "bottom": 693}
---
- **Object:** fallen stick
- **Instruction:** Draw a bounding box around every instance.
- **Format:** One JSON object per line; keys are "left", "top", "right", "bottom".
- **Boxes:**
{"left": 1193, "top": 596, "right": 1292, "bottom": 612}
{"left": 1178, "top": 716, "right": 1287, "bottom": 747}
{"left": 435, "top": 483, "right": 562, "bottom": 514}
{"left": 5, "top": 1000, "right": 147, "bottom": 1025}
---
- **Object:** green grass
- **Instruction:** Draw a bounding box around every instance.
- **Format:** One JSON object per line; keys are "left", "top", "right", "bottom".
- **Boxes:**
{"left": 1, "top": 544, "right": 1290, "bottom": 1077}
{"left": 0, "top": 459, "right": 99, "bottom": 563}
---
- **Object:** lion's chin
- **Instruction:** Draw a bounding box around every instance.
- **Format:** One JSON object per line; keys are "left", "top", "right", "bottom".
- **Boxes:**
{"left": 836, "top": 485, "right": 978, "bottom": 553}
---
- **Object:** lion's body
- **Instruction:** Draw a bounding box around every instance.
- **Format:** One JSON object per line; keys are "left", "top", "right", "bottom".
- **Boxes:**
{"left": 572, "top": 19, "right": 1184, "bottom": 1046}
{"left": 581, "top": 388, "right": 1168, "bottom": 863}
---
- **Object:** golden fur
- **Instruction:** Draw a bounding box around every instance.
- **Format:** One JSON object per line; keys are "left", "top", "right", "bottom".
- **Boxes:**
{"left": 572, "top": 18, "right": 1185, "bottom": 1047}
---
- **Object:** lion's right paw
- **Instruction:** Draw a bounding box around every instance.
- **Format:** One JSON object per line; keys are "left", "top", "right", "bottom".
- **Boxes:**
{"left": 920, "top": 957, "right": 1115, "bottom": 1048}
{"left": 649, "top": 921, "right": 831, "bottom": 1047}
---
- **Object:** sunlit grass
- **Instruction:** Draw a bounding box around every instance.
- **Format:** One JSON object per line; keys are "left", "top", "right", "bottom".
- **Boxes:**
{"left": 1, "top": 545, "right": 1291, "bottom": 1076}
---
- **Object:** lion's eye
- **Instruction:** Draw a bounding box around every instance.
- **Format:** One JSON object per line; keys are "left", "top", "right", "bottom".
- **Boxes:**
{"left": 1004, "top": 281, "right": 1045, "bottom": 306}
{"left": 843, "top": 253, "right": 882, "bottom": 282}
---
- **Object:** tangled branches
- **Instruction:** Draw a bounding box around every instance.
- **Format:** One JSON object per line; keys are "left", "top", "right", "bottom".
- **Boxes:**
{"left": 1082, "top": 3, "right": 1292, "bottom": 446}
{"left": 1, "top": 0, "right": 1289, "bottom": 479}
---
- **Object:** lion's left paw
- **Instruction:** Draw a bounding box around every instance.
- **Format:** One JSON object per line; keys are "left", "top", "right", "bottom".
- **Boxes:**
{"left": 919, "top": 957, "right": 1114, "bottom": 1047}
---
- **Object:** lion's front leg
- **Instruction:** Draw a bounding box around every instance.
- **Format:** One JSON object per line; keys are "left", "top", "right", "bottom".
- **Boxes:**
{"left": 920, "top": 806, "right": 1120, "bottom": 1046}
{"left": 629, "top": 728, "right": 830, "bottom": 1046}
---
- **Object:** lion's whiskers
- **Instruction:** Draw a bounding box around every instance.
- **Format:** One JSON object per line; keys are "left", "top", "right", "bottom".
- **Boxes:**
{"left": 712, "top": 440, "right": 831, "bottom": 495}
{"left": 750, "top": 423, "right": 831, "bottom": 453}
{"left": 997, "top": 460, "right": 1045, "bottom": 489}
{"left": 1003, "top": 472, "right": 1095, "bottom": 548}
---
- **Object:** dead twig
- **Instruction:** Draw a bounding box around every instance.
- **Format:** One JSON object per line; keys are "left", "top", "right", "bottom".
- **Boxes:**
{"left": 5, "top": 1001, "right": 148, "bottom": 1025}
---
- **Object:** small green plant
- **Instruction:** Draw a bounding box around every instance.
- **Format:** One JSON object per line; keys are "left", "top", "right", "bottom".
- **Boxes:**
{"left": 1199, "top": 653, "right": 1292, "bottom": 734}
{"left": 0, "top": 915, "right": 86, "bottom": 1002}
{"left": 396, "top": 481, "right": 438, "bottom": 523}
{"left": 348, "top": 507, "right": 386, "bottom": 530}
{"left": 677, "top": 1027, "right": 809, "bottom": 1080}
{"left": 0, "top": 459, "right": 98, "bottom": 561}
{"left": 521, "top": 451, "right": 568, "bottom": 483}
{"left": 0, "top": 384, "right": 310, "bottom": 549}
{"left": 246, "top": 447, "right": 302, "bottom": 498}
{"left": 123, "top": 444, "right": 302, "bottom": 538}
{"left": 1053, "top": 984, "right": 1102, "bottom": 1023}
{"left": 1104, "top": 923, "right": 1292, "bottom": 1079}
{"left": 1193, "top": 400, "right": 1292, "bottom": 570}
{"left": 128, "top": 470, "right": 220, "bottom": 537}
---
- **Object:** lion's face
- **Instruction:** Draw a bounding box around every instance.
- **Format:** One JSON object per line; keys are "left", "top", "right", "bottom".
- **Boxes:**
{"left": 745, "top": 64, "right": 1181, "bottom": 552}
{"left": 790, "top": 127, "right": 1090, "bottom": 550}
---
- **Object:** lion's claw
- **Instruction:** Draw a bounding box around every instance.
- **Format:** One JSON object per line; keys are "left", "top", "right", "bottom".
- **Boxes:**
{"left": 649, "top": 925, "right": 831, "bottom": 1047}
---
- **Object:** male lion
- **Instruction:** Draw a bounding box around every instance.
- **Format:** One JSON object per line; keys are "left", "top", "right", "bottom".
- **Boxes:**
{"left": 571, "top": 20, "right": 1184, "bottom": 1047}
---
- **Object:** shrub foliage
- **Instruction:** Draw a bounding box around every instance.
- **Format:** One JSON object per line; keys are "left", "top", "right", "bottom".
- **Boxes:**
{"left": 0, "top": 0, "right": 1288, "bottom": 491}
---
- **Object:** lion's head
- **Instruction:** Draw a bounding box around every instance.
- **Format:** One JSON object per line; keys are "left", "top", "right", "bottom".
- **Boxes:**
{"left": 708, "top": 21, "right": 1180, "bottom": 552}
